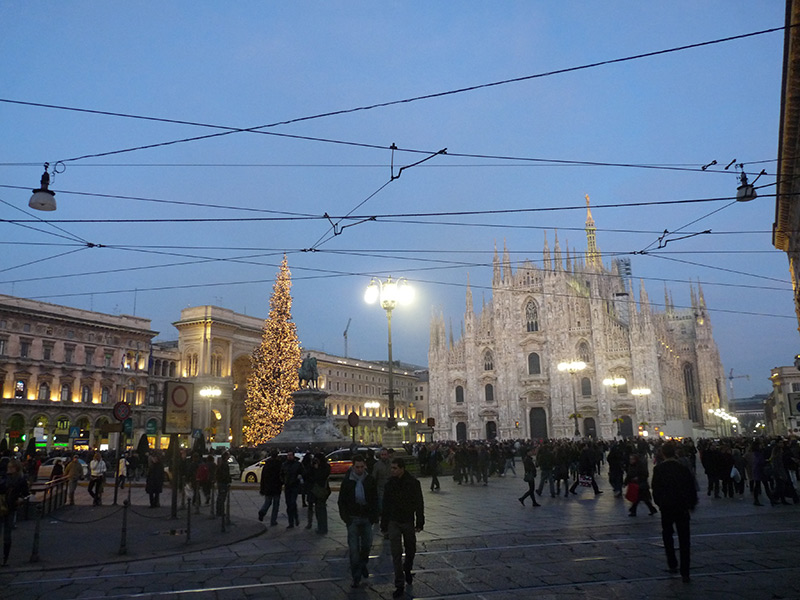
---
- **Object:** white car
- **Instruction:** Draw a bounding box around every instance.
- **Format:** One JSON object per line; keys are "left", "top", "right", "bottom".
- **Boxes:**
{"left": 38, "top": 457, "right": 88, "bottom": 480}
{"left": 241, "top": 452, "right": 305, "bottom": 483}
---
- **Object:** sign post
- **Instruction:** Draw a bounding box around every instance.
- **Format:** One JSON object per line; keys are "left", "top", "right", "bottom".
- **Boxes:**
{"left": 163, "top": 382, "right": 194, "bottom": 519}
{"left": 347, "top": 411, "right": 360, "bottom": 446}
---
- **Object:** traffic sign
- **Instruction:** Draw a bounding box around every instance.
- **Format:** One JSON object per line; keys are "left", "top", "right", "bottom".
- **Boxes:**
{"left": 69, "top": 426, "right": 80, "bottom": 438}
{"left": 123, "top": 418, "right": 134, "bottom": 435}
{"left": 113, "top": 401, "right": 132, "bottom": 422}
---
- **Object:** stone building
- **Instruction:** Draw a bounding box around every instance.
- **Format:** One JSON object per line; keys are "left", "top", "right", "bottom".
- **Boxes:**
{"left": 0, "top": 294, "right": 166, "bottom": 451}
{"left": 309, "top": 350, "right": 423, "bottom": 444}
{"left": 428, "top": 203, "right": 728, "bottom": 442}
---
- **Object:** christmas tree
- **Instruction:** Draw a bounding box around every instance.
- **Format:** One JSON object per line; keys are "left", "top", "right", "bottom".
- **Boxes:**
{"left": 244, "top": 256, "right": 302, "bottom": 444}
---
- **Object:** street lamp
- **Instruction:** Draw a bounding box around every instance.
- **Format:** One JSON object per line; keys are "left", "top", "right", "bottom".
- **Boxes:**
{"left": 365, "top": 276, "right": 414, "bottom": 431}
{"left": 631, "top": 387, "right": 651, "bottom": 433}
{"left": 557, "top": 361, "right": 586, "bottom": 437}
{"left": 364, "top": 401, "right": 381, "bottom": 443}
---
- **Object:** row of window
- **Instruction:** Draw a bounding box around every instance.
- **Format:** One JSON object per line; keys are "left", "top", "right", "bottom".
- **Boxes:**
{"left": 482, "top": 346, "right": 592, "bottom": 375}
{"left": 10, "top": 379, "right": 161, "bottom": 406}
{"left": 0, "top": 336, "right": 141, "bottom": 370}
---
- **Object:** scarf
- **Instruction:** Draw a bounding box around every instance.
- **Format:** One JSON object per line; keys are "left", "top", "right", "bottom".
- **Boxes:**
{"left": 350, "top": 468, "right": 367, "bottom": 505}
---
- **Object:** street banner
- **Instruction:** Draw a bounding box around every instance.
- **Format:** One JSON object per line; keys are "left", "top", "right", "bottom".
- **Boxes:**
{"left": 163, "top": 381, "right": 194, "bottom": 434}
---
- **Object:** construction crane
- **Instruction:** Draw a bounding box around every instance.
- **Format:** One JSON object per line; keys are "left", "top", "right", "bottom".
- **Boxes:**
{"left": 728, "top": 368, "right": 750, "bottom": 400}
{"left": 343, "top": 318, "right": 352, "bottom": 358}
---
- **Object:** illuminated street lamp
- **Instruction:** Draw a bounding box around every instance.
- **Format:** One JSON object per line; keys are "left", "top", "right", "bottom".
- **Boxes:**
{"left": 631, "top": 387, "right": 651, "bottom": 433}
{"left": 365, "top": 276, "right": 414, "bottom": 430}
{"left": 364, "top": 401, "right": 381, "bottom": 443}
{"left": 557, "top": 361, "right": 586, "bottom": 437}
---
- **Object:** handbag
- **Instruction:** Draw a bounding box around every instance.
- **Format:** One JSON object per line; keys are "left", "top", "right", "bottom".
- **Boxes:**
{"left": 731, "top": 466, "right": 742, "bottom": 484}
{"left": 578, "top": 474, "right": 592, "bottom": 487}
{"left": 625, "top": 482, "right": 640, "bottom": 503}
{"left": 523, "top": 471, "right": 535, "bottom": 483}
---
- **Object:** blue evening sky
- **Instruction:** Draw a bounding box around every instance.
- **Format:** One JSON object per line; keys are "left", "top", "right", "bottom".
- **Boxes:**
{"left": 0, "top": 3, "right": 792, "bottom": 399}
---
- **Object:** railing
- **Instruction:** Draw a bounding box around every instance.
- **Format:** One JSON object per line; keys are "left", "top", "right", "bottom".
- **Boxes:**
{"left": 26, "top": 476, "right": 69, "bottom": 519}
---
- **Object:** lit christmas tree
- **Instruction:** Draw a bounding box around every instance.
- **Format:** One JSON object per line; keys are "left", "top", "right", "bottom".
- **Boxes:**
{"left": 244, "top": 256, "right": 302, "bottom": 444}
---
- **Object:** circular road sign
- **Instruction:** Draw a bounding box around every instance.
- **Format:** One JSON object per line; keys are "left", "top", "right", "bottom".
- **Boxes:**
{"left": 113, "top": 401, "right": 132, "bottom": 422}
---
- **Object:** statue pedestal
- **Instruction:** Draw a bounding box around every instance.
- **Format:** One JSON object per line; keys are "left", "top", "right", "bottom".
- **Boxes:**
{"left": 381, "top": 427, "right": 406, "bottom": 452}
{"left": 266, "top": 388, "right": 347, "bottom": 450}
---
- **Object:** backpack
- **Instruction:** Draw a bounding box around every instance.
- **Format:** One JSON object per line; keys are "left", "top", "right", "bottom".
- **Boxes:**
{"left": 196, "top": 463, "right": 209, "bottom": 483}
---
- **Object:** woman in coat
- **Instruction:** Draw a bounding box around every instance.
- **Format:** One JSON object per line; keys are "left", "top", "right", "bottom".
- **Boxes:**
{"left": 145, "top": 452, "right": 165, "bottom": 508}
{"left": 625, "top": 453, "right": 658, "bottom": 516}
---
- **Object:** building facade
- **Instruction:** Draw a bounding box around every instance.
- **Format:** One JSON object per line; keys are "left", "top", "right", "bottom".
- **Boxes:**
{"left": 768, "top": 366, "right": 800, "bottom": 435}
{"left": 0, "top": 294, "right": 165, "bottom": 452}
{"left": 428, "top": 204, "right": 729, "bottom": 442}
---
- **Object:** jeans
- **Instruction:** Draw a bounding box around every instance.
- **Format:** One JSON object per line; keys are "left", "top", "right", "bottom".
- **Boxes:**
{"left": 285, "top": 487, "right": 299, "bottom": 526}
{"left": 88, "top": 476, "right": 104, "bottom": 505}
{"left": 537, "top": 468, "right": 555, "bottom": 496}
{"left": 68, "top": 478, "right": 80, "bottom": 504}
{"left": 346, "top": 516, "right": 373, "bottom": 580}
{"left": 315, "top": 500, "right": 328, "bottom": 534}
{"left": 388, "top": 520, "right": 416, "bottom": 587}
{"left": 259, "top": 494, "right": 280, "bottom": 525}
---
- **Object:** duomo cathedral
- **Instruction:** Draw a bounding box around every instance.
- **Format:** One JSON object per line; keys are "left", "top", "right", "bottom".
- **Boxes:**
{"left": 428, "top": 200, "right": 728, "bottom": 442}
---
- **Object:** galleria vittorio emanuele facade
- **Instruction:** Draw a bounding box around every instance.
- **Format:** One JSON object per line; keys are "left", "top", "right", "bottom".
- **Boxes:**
{"left": 428, "top": 202, "right": 728, "bottom": 442}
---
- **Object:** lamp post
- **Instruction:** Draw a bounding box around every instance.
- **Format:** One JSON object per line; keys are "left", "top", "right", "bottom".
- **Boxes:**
{"left": 557, "top": 361, "right": 586, "bottom": 437}
{"left": 365, "top": 277, "right": 414, "bottom": 432}
{"left": 631, "top": 387, "right": 651, "bottom": 435}
{"left": 364, "top": 401, "right": 380, "bottom": 443}
{"left": 603, "top": 376, "right": 626, "bottom": 437}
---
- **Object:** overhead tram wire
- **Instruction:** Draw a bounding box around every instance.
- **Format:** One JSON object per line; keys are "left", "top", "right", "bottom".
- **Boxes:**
{"left": 0, "top": 25, "right": 785, "bottom": 165}
{"left": 1, "top": 192, "right": 775, "bottom": 225}
{"left": 24, "top": 272, "right": 793, "bottom": 322}
{"left": 0, "top": 196, "right": 92, "bottom": 245}
{"left": 0, "top": 247, "right": 89, "bottom": 275}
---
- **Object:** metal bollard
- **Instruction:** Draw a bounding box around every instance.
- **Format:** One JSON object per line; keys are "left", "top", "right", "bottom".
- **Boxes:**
{"left": 186, "top": 494, "right": 192, "bottom": 544}
{"left": 29, "top": 502, "right": 42, "bottom": 563}
{"left": 119, "top": 499, "right": 129, "bottom": 555}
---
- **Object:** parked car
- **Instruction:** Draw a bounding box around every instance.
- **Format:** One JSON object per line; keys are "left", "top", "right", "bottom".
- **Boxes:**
{"left": 240, "top": 452, "right": 305, "bottom": 483}
{"left": 38, "top": 457, "right": 88, "bottom": 480}
{"left": 326, "top": 447, "right": 379, "bottom": 476}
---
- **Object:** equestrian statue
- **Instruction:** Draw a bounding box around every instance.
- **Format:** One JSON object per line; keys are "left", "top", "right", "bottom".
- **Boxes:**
{"left": 298, "top": 353, "right": 319, "bottom": 389}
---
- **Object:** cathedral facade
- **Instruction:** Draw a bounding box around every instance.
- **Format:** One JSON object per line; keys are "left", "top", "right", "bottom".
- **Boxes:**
{"left": 428, "top": 203, "right": 728, "bottom": 442}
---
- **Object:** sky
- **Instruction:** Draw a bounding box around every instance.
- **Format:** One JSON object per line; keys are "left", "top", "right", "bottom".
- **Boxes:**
{"left": 0, "top": 3, "right": 794, "bottom": 400}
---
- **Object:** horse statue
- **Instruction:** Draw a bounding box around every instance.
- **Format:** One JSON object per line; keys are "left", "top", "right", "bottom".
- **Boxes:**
{"left": 298, "top": 354, "right": 319, "bottom": 389}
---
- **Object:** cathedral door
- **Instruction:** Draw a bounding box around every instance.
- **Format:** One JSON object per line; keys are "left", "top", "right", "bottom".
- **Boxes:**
{"left": 485, "top": 421, "right": 497, "bottom": 440}
{"left": 456, "top": 422, "right": 467, "bottom": 442}
{"left": 620, "top": 415, "right": 634, "bottom": 438}
{"left": 583, "top": 417, "right": 597, "bottom": 439}
{"left": 529, "top": 407, "right": 548, "bottom": 440}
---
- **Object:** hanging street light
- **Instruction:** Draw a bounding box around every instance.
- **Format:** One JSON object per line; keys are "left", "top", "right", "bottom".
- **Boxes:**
{"left": 29, "top": 163, "right": 56, "bottom": 211}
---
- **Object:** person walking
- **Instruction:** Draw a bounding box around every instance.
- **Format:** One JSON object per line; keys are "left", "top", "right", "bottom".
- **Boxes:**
{"left": 280, "top": 451, "right": 303, "bottom": 528}
{"left": 535, "top": 442, "right": 556, "bottom": 498}
{"left": 117, "top": 453, "right": 129, "bottom": 491}
{"left": 652, "top": 441, "right": 698, "bottom": 583}
{"left": 518, "top": 448, "right": 541, "bottom": 507}
{"left": 258, "top": 449, "right": 282, "bottom": 525}
{"left": 64, "top": 455, "right": 82, "bottom": 505}
{"left": 0, "top": 459, "right": 30, "bottom": 565}
{"left": 88, "top": 451, "right": 107, "bottom": 506}
{"left": 625, "top": 453, "right": 657, "bottom": 516}
{"left": 146, "top": 452, "right": 165, "bottom": 508}
{"left": 382, "top": 457, "right": 425, "bottom": 599}
{"left": 216, "top": 451, "right": 232, "bottom": 518}
{"left": 338, "top": 454, "right": 378, "bottom": 588}
{"left": 308, "top": 452, "right": 331, "bottom": 534}
{"left": 569, "top": 443, "right": 603, "bottom": 496}
{"left": 427, "top": 443, "right": 442, "bottom": 492}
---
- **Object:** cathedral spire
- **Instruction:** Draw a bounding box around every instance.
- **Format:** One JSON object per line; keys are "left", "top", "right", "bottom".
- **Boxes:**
{"left": 492, "top": 242, "right": 501, "bottom": 287}
{"left": 565, "top": 244, "right": 572, "bottom": 272}
{"left": 543, "top": 231, "right": 551, "bottom": 271}
{"left": 585, "top": 194, "right": 602, "bottom": 269}
{"left": 553, "top": 230, "right": 563, "bottom": 271}
{"left": 502, "top": 240, "right": 513, "bottom": 283}
{"left": 465, "top": 273, "right": 473, "bottom": 315}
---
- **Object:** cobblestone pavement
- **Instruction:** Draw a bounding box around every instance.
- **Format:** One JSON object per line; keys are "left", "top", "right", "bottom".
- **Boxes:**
{"left": 2, "top": 472, "right": 800, "bottom": 599}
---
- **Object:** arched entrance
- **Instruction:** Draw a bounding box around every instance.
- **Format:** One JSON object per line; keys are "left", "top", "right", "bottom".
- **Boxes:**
{"left": 529, "top": 407, "right": 547, "bottom": 440}
{"left": 485, "top": 421, "right": 497, "bottom": 440}
{"left": 620, "top": 415, "right": 634, "bottom": 438}
{"left": 6, "top": 414, "right": 25, "bottom": 449}
{"left": 456, "top": 422, "right": 467, "bottom": 442}
{"left": 583, "top": 417, "right": 597, "bottom": 439}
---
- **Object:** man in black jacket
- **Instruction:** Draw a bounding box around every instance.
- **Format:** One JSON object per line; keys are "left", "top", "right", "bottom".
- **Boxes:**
{"left": 382, "top": 457, "right": 425, "bottom": 599}
{"left": 338, "top": 455, "right": 378, "bottom": 588}
{"left": 258, "top": 449, "right": 282, "bottom": 525}
{"left": 652, "top": 441, "right": 698, "bottom": 583}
